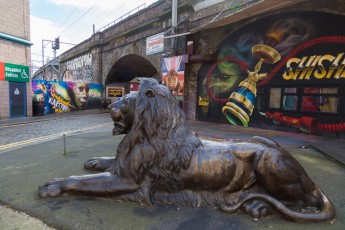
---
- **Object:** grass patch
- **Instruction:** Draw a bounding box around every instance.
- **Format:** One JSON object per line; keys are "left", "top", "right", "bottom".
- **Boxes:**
{"left": 62, "top": 151, "right": 78, "bottom": 156}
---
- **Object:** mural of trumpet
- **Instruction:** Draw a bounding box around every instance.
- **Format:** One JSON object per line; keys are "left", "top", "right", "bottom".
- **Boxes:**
{"left": 222, "top": 44, "right": 281, "bottom": 126}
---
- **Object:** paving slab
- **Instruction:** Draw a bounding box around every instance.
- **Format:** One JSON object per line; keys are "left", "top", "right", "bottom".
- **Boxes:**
{"left": 0, "top": 130, "right": 344, "bottom": 230}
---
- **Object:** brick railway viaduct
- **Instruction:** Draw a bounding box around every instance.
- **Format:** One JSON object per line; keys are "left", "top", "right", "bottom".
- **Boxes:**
{"left": 34, "top": 0, "right": 345, "bottom": 120}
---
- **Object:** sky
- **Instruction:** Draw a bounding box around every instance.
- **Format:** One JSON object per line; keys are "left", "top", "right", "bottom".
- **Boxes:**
{"left": 30, "top": 0, "right": 158, "bottom": 70}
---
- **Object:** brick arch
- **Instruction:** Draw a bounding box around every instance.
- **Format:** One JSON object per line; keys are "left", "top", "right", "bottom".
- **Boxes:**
{"left": 105, "top": 54, "right": 158, "bottom": 85}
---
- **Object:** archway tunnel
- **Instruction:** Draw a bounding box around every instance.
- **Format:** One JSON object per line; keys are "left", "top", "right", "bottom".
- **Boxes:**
{"left": 105, "top": 54, "right": 158, "bottom": 84}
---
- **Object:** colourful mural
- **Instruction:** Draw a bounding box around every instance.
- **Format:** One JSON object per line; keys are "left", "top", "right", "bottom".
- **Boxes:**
{"left": 197, "top": 12, "right": 345, "bottom": 134}
{"left": 162, "top": 55, "right": 185, "bottom": 100}
{"left": 32, "top": 80, "right": 102, "bottom": 114}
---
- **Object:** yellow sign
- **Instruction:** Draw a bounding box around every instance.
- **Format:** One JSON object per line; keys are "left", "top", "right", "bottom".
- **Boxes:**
{"left": 108, "top": 88, "right": 123, "bottom": 97}
{"left": 198, "top": 96, "right": 209, "bottom": 106}
{"left": 283, "top": 52, "right": 345, "bottom": 80}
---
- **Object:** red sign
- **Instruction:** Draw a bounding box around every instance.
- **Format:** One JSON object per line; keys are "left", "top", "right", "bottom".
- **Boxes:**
{"left": 0, "top": 62, "right": 4, "bottom": 81}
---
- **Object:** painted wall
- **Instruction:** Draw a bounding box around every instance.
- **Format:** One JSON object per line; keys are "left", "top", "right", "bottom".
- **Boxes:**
{"left": 162, "top": 55, "right": 186, "bottom": 101}
{"left": 32, "top": 80, "right": 102, "bottom": 114}
{"left": 62, "top": 53, "right": 93, "bottom": 82}
{"left": 196, "top": 12, "right": 345, "bottom": 135}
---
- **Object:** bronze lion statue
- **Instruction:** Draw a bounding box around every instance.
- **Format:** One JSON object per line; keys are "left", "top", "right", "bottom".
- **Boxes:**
{"left": 38, "top": 78, "right": 335, "bottom": 223}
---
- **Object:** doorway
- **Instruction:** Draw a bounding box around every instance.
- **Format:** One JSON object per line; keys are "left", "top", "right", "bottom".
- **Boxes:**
{"left": 9, "top": 82, "right": 26, "bottom": 118}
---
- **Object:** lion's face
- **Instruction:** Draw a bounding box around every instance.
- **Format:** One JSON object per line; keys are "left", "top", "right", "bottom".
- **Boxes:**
{"left": 109, "top": 92, "right": 137, "bottom": 135}
{"left": 166, "top": 70, "right": 178, "bottom": 89}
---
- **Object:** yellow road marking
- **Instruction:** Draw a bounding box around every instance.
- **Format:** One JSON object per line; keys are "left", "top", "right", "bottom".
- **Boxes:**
{"left": 0, "top": 122, "right": 112, "bottom": 151}
{"left": 0, "top": 114, "right": 108, "bottom": 129}
{"left": 0, "top": 123, "right": 27, "bottom": 128}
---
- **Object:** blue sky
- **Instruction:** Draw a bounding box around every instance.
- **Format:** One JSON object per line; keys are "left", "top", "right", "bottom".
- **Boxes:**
{"left": 30, "top": 0, "right": 158, "bottom": 69}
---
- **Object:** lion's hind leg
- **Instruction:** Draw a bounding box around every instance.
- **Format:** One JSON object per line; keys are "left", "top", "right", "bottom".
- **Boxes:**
{"left": 84, "top": 157, "right": 115, "bottom": 172}
{"left": 253, "top": 147, "right": 315, "bottom": 202}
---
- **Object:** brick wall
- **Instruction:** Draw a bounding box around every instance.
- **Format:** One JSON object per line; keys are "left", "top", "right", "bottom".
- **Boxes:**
{"left": 0, "top": 81, "right": 9, "bottom": 119}
{"left": 0, "top": 40, "right": 30, "bottom": 66}
{"left": 0, "top": 0, "right": 30, "bottom": 39}
{"left": 0, "top": 0, "right": 31, "bottom": 119}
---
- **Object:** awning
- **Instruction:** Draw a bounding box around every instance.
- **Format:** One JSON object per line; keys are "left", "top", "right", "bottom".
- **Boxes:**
{"left": 190, "top": 0, "right": 307, "bottom": 34}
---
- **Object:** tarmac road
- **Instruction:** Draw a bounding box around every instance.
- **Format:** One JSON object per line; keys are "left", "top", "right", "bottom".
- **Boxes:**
{"left": 0, "top": 110, "right": 112, "bottom": 229}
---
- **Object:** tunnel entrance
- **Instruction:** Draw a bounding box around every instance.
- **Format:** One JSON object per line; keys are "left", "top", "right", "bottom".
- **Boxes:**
{"left": 105, "top": 54, "right": 158, "bottom": 84}
{"left": 104, "top": 54, "right": 158, "bottom": 103}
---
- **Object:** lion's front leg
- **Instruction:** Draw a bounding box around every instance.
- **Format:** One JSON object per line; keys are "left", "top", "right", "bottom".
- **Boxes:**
{"left": 84, "top": 157, "right": 115, "bottom": 172}
{"left": 38, "top": 172, "right": 139, "bottom": 198}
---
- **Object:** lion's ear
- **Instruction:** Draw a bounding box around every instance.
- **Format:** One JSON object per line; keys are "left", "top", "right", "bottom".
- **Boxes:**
{"left": 145, "top": 89, "right": 155, "bottom": 97}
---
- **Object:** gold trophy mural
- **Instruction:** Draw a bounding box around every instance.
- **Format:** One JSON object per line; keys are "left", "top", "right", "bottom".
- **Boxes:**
{"left": 222, "top": 44, "right": 281, "bottom": 127}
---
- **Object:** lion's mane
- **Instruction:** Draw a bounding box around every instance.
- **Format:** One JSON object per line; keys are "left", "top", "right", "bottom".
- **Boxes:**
{"left": 112, "top": 78, "right": 201, "bottom": 194}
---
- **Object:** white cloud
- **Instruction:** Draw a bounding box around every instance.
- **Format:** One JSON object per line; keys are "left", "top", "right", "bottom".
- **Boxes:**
{"left": 30, "top": 16, "right": 58, "bottom": 61}
{"left": 31, "top": 0, "right": 159, "bottom": 69}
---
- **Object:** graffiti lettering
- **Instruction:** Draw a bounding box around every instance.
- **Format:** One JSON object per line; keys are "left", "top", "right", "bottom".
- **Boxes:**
{"left": 283, "top": 52, "right": 345, "bottom": 80}
{"left": 48, "top": 97, "right": 69, "bottom": 112}
{"left": 65, "top": 53, "right": 93, "bottom": 82}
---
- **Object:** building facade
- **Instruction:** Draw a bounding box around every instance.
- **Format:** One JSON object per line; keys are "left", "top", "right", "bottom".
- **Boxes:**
{"left": 30, "top": 0, "right": 345, "bottom": 137}
{"left": 187, "top": 0, "right": 345, "bottom": 137}
{"left": 0, "top": 0, "right": 32, "bottom": 119}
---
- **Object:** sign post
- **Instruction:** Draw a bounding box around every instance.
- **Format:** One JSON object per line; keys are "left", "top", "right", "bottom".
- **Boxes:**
{"left": 146, "top": 32, "right": 164, "bottom": 55}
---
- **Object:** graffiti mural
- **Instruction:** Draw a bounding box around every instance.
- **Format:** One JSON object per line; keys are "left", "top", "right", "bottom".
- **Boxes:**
{"left": 197, "top": 12, "right": 345, "bottom": 134}
{"left": 63, "top": 53, "right": 93, "bottom": 82}
{"left": 162, "top": 55, "right": 185, "bottom": 100}
{"left": 32, "top": 80, "right": 102, "bottom": 114}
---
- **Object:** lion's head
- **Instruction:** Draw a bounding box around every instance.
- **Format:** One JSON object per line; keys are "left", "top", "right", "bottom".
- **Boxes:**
{"left": 109, "top": 92, "right": 137, "bottom": 135}
{"left": 112, "top": 78, "right": 201, "bottom": 190}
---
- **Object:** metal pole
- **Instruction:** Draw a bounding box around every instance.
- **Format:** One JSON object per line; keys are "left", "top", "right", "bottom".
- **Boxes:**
{"left": 63, "top": 134, "right": 66, "bottom": 155}
{"left": 42, "top": 39, "right": 45, "bottom": 80}
{"left": 171, "top": 0, "right": 178, "bottom": 52}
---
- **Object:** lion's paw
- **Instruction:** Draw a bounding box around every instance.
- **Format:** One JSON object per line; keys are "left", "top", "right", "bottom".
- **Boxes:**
{"left": 243, "top": 200, "right": 272, "bottom": 218}
{"left": 38, "top": 178, "right": 64, "bottom": 198}
{"left": 84, "top": 157, "right": 115, "bottom": 172}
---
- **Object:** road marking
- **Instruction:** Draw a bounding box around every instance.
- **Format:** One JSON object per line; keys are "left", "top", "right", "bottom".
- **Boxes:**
{"left": 0, "top": 113, "right": 108, "bottom": 129}
{"left": 0, "top": 122, "right": 112, "bottom": 151}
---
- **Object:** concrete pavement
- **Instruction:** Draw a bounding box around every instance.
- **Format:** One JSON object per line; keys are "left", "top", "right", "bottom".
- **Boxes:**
{"left": 1, "top": 109, "right": 345, "bottom": 166}
{"left": 0, "top": 110, "right": 345, "bottom": 229}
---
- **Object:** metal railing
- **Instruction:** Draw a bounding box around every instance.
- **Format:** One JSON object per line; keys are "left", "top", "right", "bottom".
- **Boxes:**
{"left": 96, "top": 3, "right": 146, "bottom": 33}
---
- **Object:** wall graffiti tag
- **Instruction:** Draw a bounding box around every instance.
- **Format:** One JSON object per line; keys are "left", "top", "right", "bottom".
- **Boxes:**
{"left": 63, "top": 53, "right": 93, "bottom": 82}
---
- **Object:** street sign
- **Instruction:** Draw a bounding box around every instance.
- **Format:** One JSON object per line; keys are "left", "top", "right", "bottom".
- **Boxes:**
{"left": 3, "top": 63, "right": 30, "bottom": 82}
{"left": 108, "top": 88, "right": 123, "bottom": 97}
{"left": 146, "top": 32, "right": 164, "bottom": 55}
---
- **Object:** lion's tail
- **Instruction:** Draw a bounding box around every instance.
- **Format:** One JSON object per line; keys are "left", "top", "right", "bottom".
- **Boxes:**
{"left": 218, "top": 188, "right": 335, "bottom": 223}
{"left": 252, "top": 136, "right": 281, "bottom": 147}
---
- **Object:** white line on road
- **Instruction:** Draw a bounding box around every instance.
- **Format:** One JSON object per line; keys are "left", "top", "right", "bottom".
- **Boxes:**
{"left": 0, "top": 122, "right": 112, "bottom": 151}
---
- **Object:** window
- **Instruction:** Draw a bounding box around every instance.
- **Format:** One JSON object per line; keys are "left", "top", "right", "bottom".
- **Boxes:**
{"left": 255, "top": 87, "right": 265, "bottom": 111}
{"left": 301, "top": 86, "right": 338, "bottom": 113}
{"left": 283, "top": 87, "right": 298, "bottom": 111}
{"left": 269, "top": 88, "right": 281, "bottom": 109}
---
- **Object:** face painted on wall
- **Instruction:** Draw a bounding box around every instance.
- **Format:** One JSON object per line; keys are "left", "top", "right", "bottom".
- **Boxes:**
{"left": 166, "top": 70, "right": 182, "bottom": 95}
{"left": 74, "top": 82, "right": 90, "bottom": 108}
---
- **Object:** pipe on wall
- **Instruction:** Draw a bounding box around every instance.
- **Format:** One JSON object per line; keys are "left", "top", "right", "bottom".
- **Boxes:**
{"left": 0, "top": 32, "right": 33, "bottom": 46}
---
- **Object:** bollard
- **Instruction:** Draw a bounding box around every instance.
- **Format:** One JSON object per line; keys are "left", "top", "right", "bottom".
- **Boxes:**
{"left": 63, "top": 134, "right": 66, "bottom": 155}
